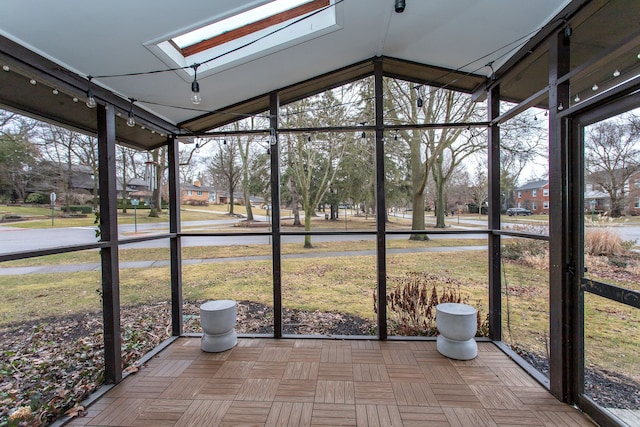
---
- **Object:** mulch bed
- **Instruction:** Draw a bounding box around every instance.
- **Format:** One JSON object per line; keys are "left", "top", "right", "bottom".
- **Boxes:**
{"left": 1, "top": 300, "right": 637, "bottom": 425}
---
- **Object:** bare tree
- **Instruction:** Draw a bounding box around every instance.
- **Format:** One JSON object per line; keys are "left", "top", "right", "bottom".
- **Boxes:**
{"left": 207, "top": 139, "right": 242, "bottom": 215}
{"left": 585, "top": 114, "right": 640, "bottom": 217}
{"left": 385, "top": 80, "right": 484, "bottom": 237}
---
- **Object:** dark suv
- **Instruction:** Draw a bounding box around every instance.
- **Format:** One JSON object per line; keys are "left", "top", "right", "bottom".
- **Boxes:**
{"left": 506, "top": 207, "right": 532, "bottom": 216}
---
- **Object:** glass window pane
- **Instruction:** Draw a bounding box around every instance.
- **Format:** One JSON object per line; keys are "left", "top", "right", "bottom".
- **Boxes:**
{"left": 282, "top": 236, "right": 377, "bottom": 336}
{"left": 181, "top": 236, "right": 274, "bottom": 335}
{"left": 384, "top": 234, "right": 488, "bottom": 337}
{"left": 0, "top": 251, "right": 103, "bottom": 422}
{"left": 501, "top": 237, "right": 550, "bottom": 378}
{"left": 179, "top": 115, "right": 272, "bottom": 234}
{"left": 583, "top": 293, "right": 640, "bottom": 419}
{"left": 499, "top": 105, "right": 549, "bottom": 234}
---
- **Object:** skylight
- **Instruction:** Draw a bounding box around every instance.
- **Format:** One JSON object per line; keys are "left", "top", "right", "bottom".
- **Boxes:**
{"left": 148, "top": 0, "right": 338, "bottom": 79}
{"left": 173, "top": 0, "right": 319, "bottom": 50}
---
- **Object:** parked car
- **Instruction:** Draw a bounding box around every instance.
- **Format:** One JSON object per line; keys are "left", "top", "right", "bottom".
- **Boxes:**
{"left": 506, "top": 207, "right": 532, "bottom": 216}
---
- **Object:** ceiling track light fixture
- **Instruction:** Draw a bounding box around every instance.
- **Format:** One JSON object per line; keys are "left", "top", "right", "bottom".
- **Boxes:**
{"left": 86, "top": 76, "right": 97, "bottom": 109}
{"left": 127, "top": 98, "right": 136, "bottom": 127}
{"left": 394, "top": 0, "right": 405, "bottom": 13}
{"left": 190, "top": 63, "right": 202, "bottom": 105}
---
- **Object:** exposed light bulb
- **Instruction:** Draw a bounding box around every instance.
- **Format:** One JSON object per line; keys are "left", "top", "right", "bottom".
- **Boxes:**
{"left": 417, "top": 97, "right": 423, "bottom": 108}
{"left": 86, "top": 89, "right": 97, "bottom": 108}
{"left": 361, "top": 131, "right": 366, "bottom": 139}
{"left": 2, "top": 65, "right": 9, "bottom": 72}
{"left": 52, "top": 89, "right": 59, "bottom": 95}
{"left": 191, "top": 80, "right": 201, "bottom": 104}
{"left": 574, "top": 94, "right": 580, "bottom": 102}
{"left": 637, "top": 52, "right": 640, "bottom": 60}
{"left": 29, "top": 79, "right": 36, "bottom": 85}
{"left": 195, "top": 143, "right": 200, "bottom": 153}
{"left": 223, "top": 139, "right": 227, "bottom": 145}
{"left": 86, "top": 76, "right": 97, "bottom": 108}
{"left": 592, "top": 83, "right": 599, "bottom": 91}
{"left": 72, "top": 97, "right": 78, "bottom": 103}
{"left": 613, "top": 69, "right": 621, "bottom": 77}
{"left": 126, "top": 98, "right": 136, "bottom": 127}
{"left": 557, "top": 103, "right": 564, "bottom": 111}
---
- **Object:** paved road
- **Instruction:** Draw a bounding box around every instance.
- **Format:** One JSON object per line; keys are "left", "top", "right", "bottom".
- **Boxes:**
{"left": 2, "top": 216, "right": 638, "bottom": 256}
{"left": 0, "top": 217, "right": 487, "bottom": 254}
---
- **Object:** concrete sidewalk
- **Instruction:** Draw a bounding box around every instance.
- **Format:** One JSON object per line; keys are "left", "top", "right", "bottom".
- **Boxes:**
{"left": 0, "top": 246, "right": 486, "bottom": 276}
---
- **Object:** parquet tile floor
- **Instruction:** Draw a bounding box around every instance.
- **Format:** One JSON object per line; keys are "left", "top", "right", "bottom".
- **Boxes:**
{"left": 67, "top": 338, "right": 595, "bottom": 426}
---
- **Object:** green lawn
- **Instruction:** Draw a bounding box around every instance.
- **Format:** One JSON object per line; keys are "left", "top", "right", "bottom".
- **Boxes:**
{"left": 0, "top": 243, "right": 637, "bottom": 382}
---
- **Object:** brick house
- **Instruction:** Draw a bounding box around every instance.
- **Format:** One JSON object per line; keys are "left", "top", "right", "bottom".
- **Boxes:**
{"left": 514, "top": 179, "right": 549, "bottom": 214}
{"left": 181, "top": 180, "right": 215, "bottom": 206}
{"left": 627, "top": 171, "right": 640, "bottom": 215}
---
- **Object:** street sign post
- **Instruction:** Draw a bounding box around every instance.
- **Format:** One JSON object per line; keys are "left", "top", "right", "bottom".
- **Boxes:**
{"left": 50, "top": 192, "right": 56, "bottom": 226}
{"left": 131, "top": 199, "right": 140, "bottom": 232}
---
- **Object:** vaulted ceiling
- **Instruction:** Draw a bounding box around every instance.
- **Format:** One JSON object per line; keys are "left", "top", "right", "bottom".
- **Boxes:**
{"left": 1, "top": 0, "right": 627, "bottom": 149}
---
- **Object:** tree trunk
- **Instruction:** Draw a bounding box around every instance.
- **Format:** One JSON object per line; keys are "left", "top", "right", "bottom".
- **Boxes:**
{"left": 434, "top": 176, "right": 447, "bottom": 228}
{"left": 229, "top": 186, "right": 235, "bottom": 215}
{"left": 303, "top": 193, "right": 312, "bottom": 248}
{"left": 245, "top": 195, "right": 254, "bottom": 221}
{"left": 409, "top": 192, "right": 428, "bottom": 241}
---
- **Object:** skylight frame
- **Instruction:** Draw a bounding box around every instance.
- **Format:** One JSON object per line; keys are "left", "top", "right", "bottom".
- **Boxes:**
{"left": 146, "top": 0, "right": 339, "bottom": 81}
{"left": 173, "top": 0, "right": 330, "bottom": 58}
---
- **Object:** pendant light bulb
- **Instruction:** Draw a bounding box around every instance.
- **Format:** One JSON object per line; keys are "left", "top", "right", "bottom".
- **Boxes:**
{"left": 86, "top": 89, "right": 97, "bottom": 108}
{"left": 592, "top": 83, "right": 599, "bottom": 91}
{"left": 126, "top": 98, "right": 136, "bottom": 127}
{"left": 613, "top": 69, "right": 621, "bottom": 77}
{"left": 190, "top": 64, "right": 202, "bottom": 105}
{"left": 417, "top": 97, "right": 423, "bottom": 108}
{"left": 191, "top": 80, "right": 201, "bottom": 105}
{"left": 2, "top": 65, "right": 9, "bottom": 72}
{"left": 574, "top": 94, "right": 580, "bottom": 103}
{"left": 85, "top": 76, "right": 96, "bottom": 108}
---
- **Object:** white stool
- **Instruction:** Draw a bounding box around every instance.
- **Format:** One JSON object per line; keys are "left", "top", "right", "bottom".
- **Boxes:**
{"left": 436, "top": 303, "right": 478, "bottom": 360}
{"left": 200, "top": 300, "right": 237, "bottom": 352}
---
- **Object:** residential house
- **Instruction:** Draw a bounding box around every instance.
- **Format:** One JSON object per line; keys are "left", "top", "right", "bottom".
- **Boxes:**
{"left": 181, "top": 180, "right": 215, "bottom": 205}
{"left": 514, "top": 179, "right": 549, "bottom": 214}
{"left": 627, "top": 171, "right": 640, "bottom": 215}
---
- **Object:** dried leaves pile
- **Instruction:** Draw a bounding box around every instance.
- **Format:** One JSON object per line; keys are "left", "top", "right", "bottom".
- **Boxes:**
{"left": 1, "top": 300, "right": 373, "bottom": 426}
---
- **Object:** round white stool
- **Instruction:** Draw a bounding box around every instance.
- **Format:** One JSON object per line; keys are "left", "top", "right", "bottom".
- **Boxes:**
{"left": 436, "top": 303, "right": 478, "bottom": 360}
{"left": 200, "top": 300, "right": 237, "bottom": 352}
